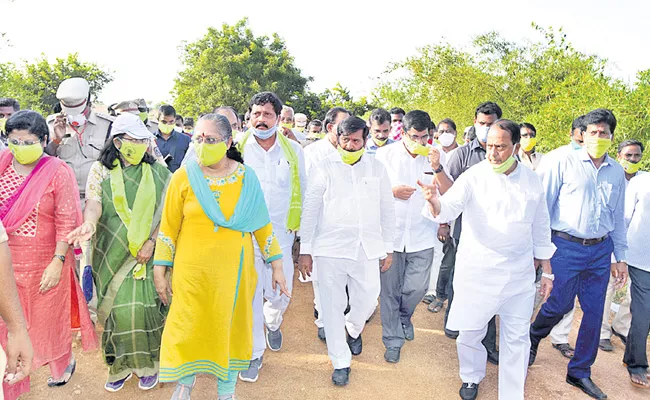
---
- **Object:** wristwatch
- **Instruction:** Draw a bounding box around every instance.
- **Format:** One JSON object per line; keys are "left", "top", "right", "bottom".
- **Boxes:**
{"left": 541, "top": 272, "right": 555, "bottom": 281}
{"left": 433, "top": 164, "right": 444, "bottom": 174}
{"left": 53, "top": 254, "right": 66, "bottom": 263}
{"left": 147, "top": 237, "right": 156, "bottom": 244}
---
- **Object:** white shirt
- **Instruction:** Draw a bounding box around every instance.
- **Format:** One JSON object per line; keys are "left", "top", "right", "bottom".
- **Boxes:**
{"left": 292, "top": 128, "right": 306, "bottom": 141}
{"left": 242, "top": 134, "right": 306, "bottom": 249}
{"left": 425, "top": 160, "right": 556, "bottom": 330}
{"left": 624, "top": 171, "right": 650, "bottom": 272}
{"left": 300, "top": 152, "right": 396, "bottom": 261}
{"left": 303, "top": 136, "right": 337, "bottom": 174}
{"left": 376, "top": 142, "right": 439, "bottom": 253}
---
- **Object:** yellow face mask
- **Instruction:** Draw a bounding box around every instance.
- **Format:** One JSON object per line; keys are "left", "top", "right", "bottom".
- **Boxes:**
{"left": 9, "top": 142, "right": 44, "bottom": 165}
{"left": 619, "top": 159, "right": 641, "bottom": 174}
{"left": 520, "top": 137, "right": 537, "bottom": 152}
{"left": 338, "top": 146, "right": 365, "bottom": 165}
{"left": 139, "top": 112, "right": 148, "bottom": 122}
{"left": 196, "top": 142, "right": 228, "bottom": 166}
{"left": 584, "top": 135, "right": 611, "bottom": 158}
{"left": 118, "top": 140, "right": 148, "bottom": 165}
{"left": 0, "top": 117, "right": 6, "bottom": 133}
{"left": 373, "top": 137, "right": 389, "bottom": 147}
{"left": 403, "top": 135, "right": 430, "bottom": 157}
{"left": 281, "top": 123, "right": 294, "bottom": 130}
{"left": 159, "top": 123, "right": 175, "bottom": 135}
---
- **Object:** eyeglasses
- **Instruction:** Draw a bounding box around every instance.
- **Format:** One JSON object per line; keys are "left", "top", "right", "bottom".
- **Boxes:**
{"left": 407, "top": 133, "right": 431, "bottom": 142}
{"left": 120, "top": 137, "right": 149, "bottom": 145}
{"left": 193, "top": 136, "right": 225, "bottom": 145}
{"left": 8, "top": 138, "right": 41, "bottom": 146}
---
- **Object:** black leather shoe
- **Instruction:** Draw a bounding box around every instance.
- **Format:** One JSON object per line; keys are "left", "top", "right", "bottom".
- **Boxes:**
{"left": 347, "top": 333, "right": 362, "bottom": 356}
{"left": 599, "top": 339, "right": 614, "bottom": 352}
{"left": 444, "top": 328, "right": 459, "bottom": 339}
{"left": 529, "top": 335, "right": 540, "bottom": 366}
{"left": 332, "top": 368, "right": 350, "bottom": 386}
{"left": 486, "top": 349, "right": 499, "bottom": 365}
{"left": 611, "top": 328, "right": 627, "bottom": 345}
{"left": 317, "top": 327, "right": 326, "bottom": 342}
{"left": 459, "top": 382, "right": 479, "bottom": 400}
{"left": 566, "top": 375, "right": 607, "bottom": 399}
{"left": 314, "top": 307, "right": 319, "bottom": 319}
{"left": 384, "top": 347, "right": 401, "bottom": 363}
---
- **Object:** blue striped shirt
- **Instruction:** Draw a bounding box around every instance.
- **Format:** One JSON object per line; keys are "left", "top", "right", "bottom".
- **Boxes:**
{"left": 538, "top": 147, "right": 627, "bottom": 260}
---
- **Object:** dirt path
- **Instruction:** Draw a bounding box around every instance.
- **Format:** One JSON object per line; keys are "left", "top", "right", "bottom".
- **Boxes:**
{"left": 22, "top": 272, "right": 649, "bottom": 399}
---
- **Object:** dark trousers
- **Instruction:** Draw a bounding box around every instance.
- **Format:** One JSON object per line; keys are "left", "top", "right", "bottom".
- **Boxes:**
{"left": 530, "top": 236, "right": 613, "bottom": 379}
{"left": 623, "top": 265, "right": 650, "bottom": 375}
{"left": 435, "top": 238, "right": 456, "bottom": 299}
{"left": 444, "top": 239, "right": 497, "bottom": 353}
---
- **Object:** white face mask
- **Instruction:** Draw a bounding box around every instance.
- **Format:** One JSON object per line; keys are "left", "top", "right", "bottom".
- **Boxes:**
{"left": 439, "top": 132, "right": 456, "bottom": 147}
{"left": 67, "top": 113, "right": 87, "bottom": 127}
{"left": 174, "top": 126, "right": 183, "bottom": 133}
{"left": 476, "top": 126, "right": 489, "bottom": 143}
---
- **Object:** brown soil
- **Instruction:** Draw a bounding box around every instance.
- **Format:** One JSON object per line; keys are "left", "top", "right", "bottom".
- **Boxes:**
{"left": 21, "top": 272, "right": 650, "bottom": 400}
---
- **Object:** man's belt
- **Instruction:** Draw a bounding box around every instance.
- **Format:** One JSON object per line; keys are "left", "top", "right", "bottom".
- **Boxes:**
{"left": 552, "top": 231, "right": 608, "bottom": 246}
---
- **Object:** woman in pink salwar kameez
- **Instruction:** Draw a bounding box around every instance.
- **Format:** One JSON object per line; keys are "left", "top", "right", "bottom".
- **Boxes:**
{"left": 0, "top": 111, "right": 97, "bottom": 400}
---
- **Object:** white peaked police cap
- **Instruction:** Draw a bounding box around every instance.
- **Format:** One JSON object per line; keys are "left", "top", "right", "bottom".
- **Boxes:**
{"left": 56, "top": 77, "right": 90, "bottom": 115}
{"left": 110, "top": 113, "right": 154, "bottom": 140}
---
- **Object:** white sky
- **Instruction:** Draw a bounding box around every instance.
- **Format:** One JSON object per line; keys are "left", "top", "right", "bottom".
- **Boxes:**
{"left": 1, "top": 0, "right": 648, "bottom": 107}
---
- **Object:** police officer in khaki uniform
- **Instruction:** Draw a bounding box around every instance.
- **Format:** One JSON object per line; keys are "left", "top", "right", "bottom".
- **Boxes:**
{"left": 134, "top": 98, "right": 159, "bottom": 134}
{"left": 46, "top": 77, "right": 114, "bottom": 202}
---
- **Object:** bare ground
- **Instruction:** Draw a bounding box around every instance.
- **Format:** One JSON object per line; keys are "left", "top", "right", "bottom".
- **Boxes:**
{"left": 21, "top": 271, "right": 650, "bottom": 400}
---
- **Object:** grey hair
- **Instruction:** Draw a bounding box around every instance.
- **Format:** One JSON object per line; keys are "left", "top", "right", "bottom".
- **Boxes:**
{"left": 282, "top": 105, "right": 294, "bottom": 116}
{"left": 198, "top": 113, "right": 233, "bottom": 140}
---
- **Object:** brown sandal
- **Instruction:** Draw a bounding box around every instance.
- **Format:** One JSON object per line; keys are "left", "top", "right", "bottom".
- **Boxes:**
{"left": 630, "top": 372, "right": 650, "bottom": 389}
{"left": 552, "top": 343, "right": 575, "bottom": 358}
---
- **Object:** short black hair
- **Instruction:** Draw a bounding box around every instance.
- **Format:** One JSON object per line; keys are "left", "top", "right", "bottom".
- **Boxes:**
{"left": 324, "top": 107, "right": 350, "bottom": 133}
{"left": 519, "top": 122, "right": 536, "bottom": 134}
{"left": 307, "top": 120, "right": 322, "bottom": 129}
{"left": 369, "top": 108, "right": 391, "bottom": 126}
{"left": 158, "top": 105, "right": 176, "bottom": 118}
{"left": 0, "top": 98, "right": 20, "bottom": 111}
{"left": 248, "top": 91, "right": 282, "bottom": 116}
{"left": 337, "top": 116, "right": 369, "bottom": 140}
{"left": 403, "top": 110, "right": 432, "bottom": 132}
{"left": 583, "top": 108, "right": 617, "bottom": 134}
{"left": 466, "top": 126, "right": 476, "bottom": 141}
{"left": 175, "top": 115, "right": 184, "bottom": 122}
{"left": 475, "top": 102, "right": 503, "bottom": 119}
{"left": 490, "top": 119, "right": 521, "bottom": 145}
{"left": 438, "top": 118, "right": 457, "bottom": 132}
{"left": 618, "top": 139, "right": 644, "bottom": 154}
{"left": 389, "top": 107, "right": 405, "bottom": 116}
{"left": 5, "top": 110, "right": 49, "bottom": 142}
{"left": 571, "top": 115, "right": 585, "bottom": 133}
{"left": 183, "top": 117, "right": 194, "bottom": 127}
{"left": 99, "top": 133, "right": 156, "bottom": 170}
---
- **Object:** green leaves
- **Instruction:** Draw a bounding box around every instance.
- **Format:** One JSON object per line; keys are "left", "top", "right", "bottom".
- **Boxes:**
{"left": 0, "top": 53, "right": 112, "bottom": 115}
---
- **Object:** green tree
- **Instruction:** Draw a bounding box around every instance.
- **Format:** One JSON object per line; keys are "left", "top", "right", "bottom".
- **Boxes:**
{"left": 0, "top": 53, "right": 113, "bottom": 115}
{"left": 173, "top": 18, "right": 310, "bottom": 116}
{"left": 288, "top": 83, "right": 376, "bottom": 120}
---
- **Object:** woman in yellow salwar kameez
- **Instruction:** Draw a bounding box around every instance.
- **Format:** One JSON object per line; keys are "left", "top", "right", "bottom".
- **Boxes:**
{"left": 153, "top": 113, "right": 290, "bottom": 400}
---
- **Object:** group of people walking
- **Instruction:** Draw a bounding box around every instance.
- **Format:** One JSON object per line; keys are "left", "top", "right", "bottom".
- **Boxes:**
{"left": 0, "top": 76, "right": 648, "bottom": 400}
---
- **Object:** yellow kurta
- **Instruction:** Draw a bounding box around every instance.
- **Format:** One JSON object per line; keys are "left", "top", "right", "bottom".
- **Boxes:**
{"left": 154, "top": 163, "right": 281, "bottom": 382}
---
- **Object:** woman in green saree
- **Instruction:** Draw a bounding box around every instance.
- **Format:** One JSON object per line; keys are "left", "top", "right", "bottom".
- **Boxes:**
{"left": 67, "top": 113, "right": 172, "bottom": 392}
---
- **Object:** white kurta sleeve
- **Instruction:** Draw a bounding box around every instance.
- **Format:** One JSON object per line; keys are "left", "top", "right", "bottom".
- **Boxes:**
{"left": 378, "top": 162, "right": 396, "bottom": 253}
{"left": 624, "top": 177, "right": 639, "bottom": 228}
{"left": 422, "top": 172, "right": 470, "bottom": 224}
{"left": 299, "top": 165, "right": 327, "bottom": 255}
{"left": 531, "top": 191, "right": 556, "bottom": 260}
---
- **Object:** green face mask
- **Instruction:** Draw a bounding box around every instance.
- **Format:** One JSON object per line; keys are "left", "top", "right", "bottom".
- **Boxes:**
{"left": 313, "top": 132, "right": 326, "bottom": 139}
{"left": 374, "top": 137, "right": 388, "bottom": 146}
{"left": 139, "top": 112, "right": 148, "bottom": 122}
{"left": 403, "top": 135, "right": 430, "bottom": 157}
{"left": 159, "top": 123, "right": 175, "bottom": 135}
{"left": 584, "top": 135, "right": 611, "bottom": 158}
{"left": 196, "top": 142, "right": 228, "bottom": 166}
{"left": 118, "top": 140, "right": 148, "bottom": 164}
{"left": 281, "top": 122, "right": 293, "bottom": 130}
{"left": 619, "top": 159, "right": 641, "bottom": 174}
{"left": 0, "top": 117, "right": 6, "bottom": 133}
{"left": 8, "top": 142, "right": 43, "bottom": 165}
{"left": 338, "top": 146, "right": 365, "bottom": 165}
{"left": 492, "top": 155, "right": 516, "bottom": 174}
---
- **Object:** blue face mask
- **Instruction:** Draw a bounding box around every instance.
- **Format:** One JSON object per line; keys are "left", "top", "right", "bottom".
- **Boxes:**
{"left": 252, "top": 125, "right": 277, "bottom": 140}
{"left": 570, "top": 140, "right": 582, "bottom": 150}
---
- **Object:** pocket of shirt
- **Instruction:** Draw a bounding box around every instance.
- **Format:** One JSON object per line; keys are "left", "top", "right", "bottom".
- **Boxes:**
{"left": 600, "top": 182, "right": 620, "bottom": 211}
{"left": 276, "top": 160, "right": 291, "bottom": 188}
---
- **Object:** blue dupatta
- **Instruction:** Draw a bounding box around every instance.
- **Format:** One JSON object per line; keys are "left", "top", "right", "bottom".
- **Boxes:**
{"left": 186, "top": 160, "right": 270, "bottom": 233}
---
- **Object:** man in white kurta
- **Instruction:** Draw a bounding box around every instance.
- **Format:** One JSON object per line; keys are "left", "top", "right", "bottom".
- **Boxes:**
{"left": 422, "top": 120, "right": 555, "bottom": 400}
{"left": 299, "top": 116, "right": 395, "bottom": 386}
{"left": 302, "top": 107, "right": 350, "bottom": 341}
{"left": 236, "top": 92, "right": 307, "bottom": 383}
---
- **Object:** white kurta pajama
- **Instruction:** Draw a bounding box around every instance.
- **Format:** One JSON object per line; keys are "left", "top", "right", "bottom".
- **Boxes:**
{"left": 425, "top": 160, "right": 555, "bottom": 399}
{"left": 241, "top": 135, "right": 307, "bottom": 360}
{"left": 301, "top": 151, "right": 395, "bottom": 370}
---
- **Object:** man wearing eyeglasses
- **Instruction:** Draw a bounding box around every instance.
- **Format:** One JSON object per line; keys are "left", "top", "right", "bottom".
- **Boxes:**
{"left": 529, "top": 108, "right": 628, "bottom": 400}
{"left": 375, "top": 110, "right": 447, "bottom": 363}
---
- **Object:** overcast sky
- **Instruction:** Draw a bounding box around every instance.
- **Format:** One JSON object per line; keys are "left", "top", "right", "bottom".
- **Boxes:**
{"left": 1, "top": 0, "right": 648, "bottom": 107}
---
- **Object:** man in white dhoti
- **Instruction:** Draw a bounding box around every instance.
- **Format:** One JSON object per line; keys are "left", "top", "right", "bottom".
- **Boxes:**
{"left": 420, "top": 119, "right": 555, "bottom": 400}
{"left": 299, "top": 116, "right": 395, "bottom": 386}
